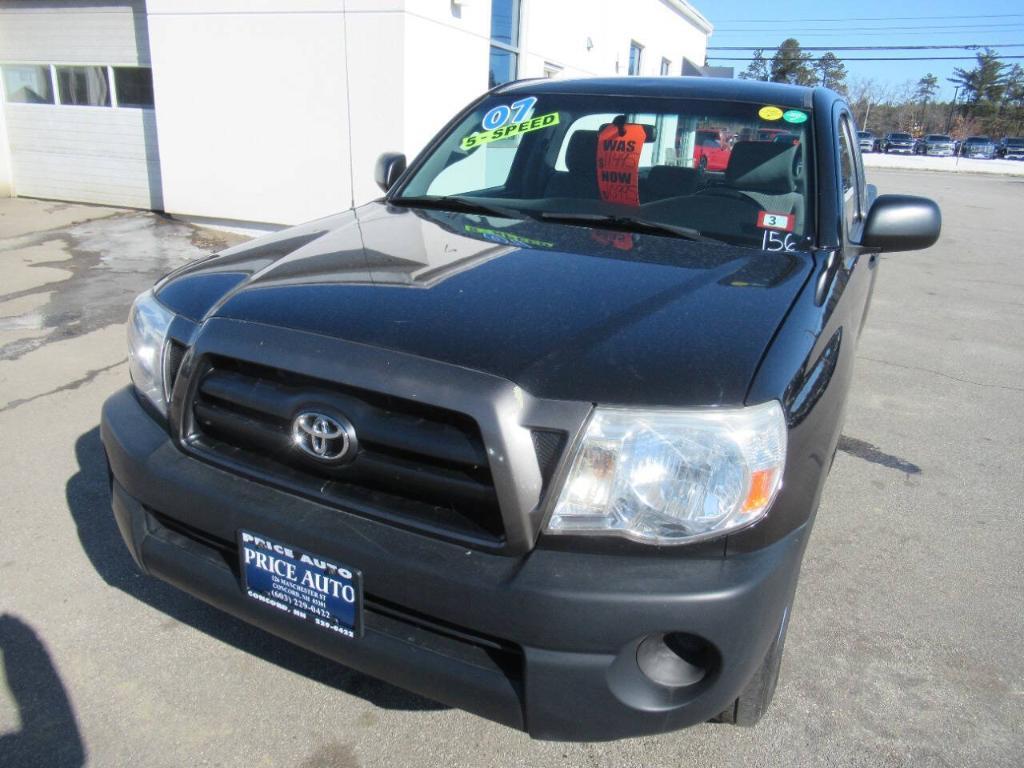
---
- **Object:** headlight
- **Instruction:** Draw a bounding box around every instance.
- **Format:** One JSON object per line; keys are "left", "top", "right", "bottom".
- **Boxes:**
{"left": 546, "top": 401, "right": 787, "bottom": 544}
{"left": 127, "top": 289, "right": 175, "bottom": 417}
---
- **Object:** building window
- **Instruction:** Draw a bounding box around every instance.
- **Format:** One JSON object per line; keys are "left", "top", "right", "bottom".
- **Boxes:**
{"left": 114, "top": 67, "right": 154, "bottom": 108}
{"left": 628, "top": 42, "right": 643, "bottom": 76}
{"left": 56, "top": 65, "right": 111, "bottom": 107}
{"left": 660, "top": 58, "right": 671, "bottom": 76}
{"left": 489, "top": 0, "right": 520, "bottom": 88}
{"left": 1, "top": 65, "right": 53, "bottom": 104}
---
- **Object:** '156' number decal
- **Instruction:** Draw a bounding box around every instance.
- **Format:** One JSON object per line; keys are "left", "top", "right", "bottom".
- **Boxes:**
{"left": 762, "top": 230, "right": 798, "bottom": 252}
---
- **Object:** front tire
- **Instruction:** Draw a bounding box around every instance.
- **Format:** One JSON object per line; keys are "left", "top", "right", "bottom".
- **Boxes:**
{"left": 713, "top": 607, "right": 791, "bottom": 727}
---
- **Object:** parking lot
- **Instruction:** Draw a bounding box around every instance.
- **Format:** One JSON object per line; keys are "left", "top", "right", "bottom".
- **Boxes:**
{"left": 0, "top": 169, "right": 1022, "bottom": 767}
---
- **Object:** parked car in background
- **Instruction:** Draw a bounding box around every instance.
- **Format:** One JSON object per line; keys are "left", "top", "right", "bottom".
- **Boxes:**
{"left": 915, "top": 134, "right": 955, "bottom": 157}
{"left": 692, "top": 128, "right": 733, "bottom": 171}
{"left": 756, "top": 127, "right": 791, "bottom": 142}
{"left": 857, "top": 131, "right": 876, "bottom": 153}
{"left": 959, "top": 136, "right": 996, "bottom": 159}
{"left": 997, "top": 137, "right": 1024, "bottom": 160}
{"left": 100, "top": 77, "right": 942, "bottom": 740}
{"left": 881, "top": 132, "right": 915, "bottom": 154}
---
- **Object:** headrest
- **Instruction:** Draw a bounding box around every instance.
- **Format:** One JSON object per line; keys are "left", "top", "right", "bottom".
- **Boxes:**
{"left": 644, "top": 165, "right": 700, "bottom": 201}
{"left": 647, "top": 165, "right": 699, "bottom": 188}
{"left": 565, "top": 130, "right": 599, "bottom": 173}
{"left": 725, "top": 141, "right": 798, "bottom": 194}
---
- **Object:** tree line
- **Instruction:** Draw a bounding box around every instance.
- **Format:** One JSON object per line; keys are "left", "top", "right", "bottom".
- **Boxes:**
{"left": 736, "top": 39, "right": 1024, "bottom": 138}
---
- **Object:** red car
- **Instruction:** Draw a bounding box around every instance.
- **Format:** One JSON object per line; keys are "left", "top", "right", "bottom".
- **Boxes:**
{"left": 692, "top": 128, "right": 732, "bottom": 171}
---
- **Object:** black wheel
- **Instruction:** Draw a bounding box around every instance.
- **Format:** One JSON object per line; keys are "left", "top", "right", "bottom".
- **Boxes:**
{"left": 713, "top": 607, "right": 791, "bottom": 727}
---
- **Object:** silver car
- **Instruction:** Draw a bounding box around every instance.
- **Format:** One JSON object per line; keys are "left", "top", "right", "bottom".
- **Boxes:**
{"left": 916, "top": 134, "right": 955, "bottom": 157}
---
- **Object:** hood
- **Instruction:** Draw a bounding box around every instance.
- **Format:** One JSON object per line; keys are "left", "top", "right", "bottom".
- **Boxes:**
{"left": 157, "top": 203, "right": 813, "bottom": 407}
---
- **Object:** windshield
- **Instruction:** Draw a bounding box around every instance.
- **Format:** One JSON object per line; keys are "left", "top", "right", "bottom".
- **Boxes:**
{"left": 927, "top": 135, "right": 951, "bottom": 141}
{"left": 965, "top": 137, "right": 990, "bottom": 144}
{"left": 396, "top": 92, "right": 814, "bottom": 251}
{"left": 891, "top": 133, "right": 912, "bottom": 140}
{"left": 1007, "top": 138, "right": 1024, "bottom": 146}
{"left": 857, "top": 131, "right": 872, "bottom": 139}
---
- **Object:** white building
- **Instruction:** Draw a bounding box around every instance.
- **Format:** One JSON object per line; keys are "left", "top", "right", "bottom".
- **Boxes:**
{"left": 0, "top": 0, "right": 713, "bottom": 230}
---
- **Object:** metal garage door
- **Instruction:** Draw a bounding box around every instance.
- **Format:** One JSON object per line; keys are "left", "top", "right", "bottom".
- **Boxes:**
{"left": 0, "top": 0, "right": 162, "bottom": 209}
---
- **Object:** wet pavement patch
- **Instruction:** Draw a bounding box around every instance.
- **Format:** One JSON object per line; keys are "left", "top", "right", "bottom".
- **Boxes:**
{"left": 0, "top": 207, "right": 247, "bottom": 362}
{"left": 838, "top": 435, "right": 922, "bottom": 475}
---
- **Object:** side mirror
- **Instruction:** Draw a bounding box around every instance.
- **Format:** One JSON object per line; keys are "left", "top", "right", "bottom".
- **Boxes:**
{"left": 860, "top": 194, "right": 941, "bottom": 252}
{"left": 375, "top": 152, "right": 407, "bottom": 193}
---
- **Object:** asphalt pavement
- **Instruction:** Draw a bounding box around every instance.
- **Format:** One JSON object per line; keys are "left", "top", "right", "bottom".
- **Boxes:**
{"left": 0, "top": 172, "right": 1022, "bottom": 767}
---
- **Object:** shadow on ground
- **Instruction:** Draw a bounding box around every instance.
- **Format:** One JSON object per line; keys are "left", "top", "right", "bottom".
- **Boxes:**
{"left": 0, "top": 614, "right": 86, "bottom": 768}
{"left": 66, "top": 425, "right": 444, "bottom": 713}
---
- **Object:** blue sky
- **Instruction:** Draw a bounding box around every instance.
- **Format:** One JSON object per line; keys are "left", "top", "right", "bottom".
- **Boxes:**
{"left": 702, "top": 0, "right": 1024, "bottom": 99}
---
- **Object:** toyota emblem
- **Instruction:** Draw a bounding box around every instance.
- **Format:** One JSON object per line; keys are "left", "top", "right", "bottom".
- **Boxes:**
{"left": 291, "top": 412, "right": 355, "bottom": 463}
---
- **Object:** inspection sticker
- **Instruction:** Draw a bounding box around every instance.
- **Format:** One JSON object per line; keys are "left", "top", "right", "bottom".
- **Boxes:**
{"left": 757, "top": 211, "right": 794, "bottom": 232}
{"left": 758, "top": 105, "right": 784, "bottom": 121}
{"left": 460, "top": 112, "right": 560, "bottom": 150}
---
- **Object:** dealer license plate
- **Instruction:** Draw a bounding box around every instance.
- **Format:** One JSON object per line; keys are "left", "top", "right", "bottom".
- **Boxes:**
{"left": 239, "top": 530, "right": 362, "bottom": 638}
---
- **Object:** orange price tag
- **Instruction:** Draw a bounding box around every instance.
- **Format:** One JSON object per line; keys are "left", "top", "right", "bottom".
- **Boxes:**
{"left": 596, "top": 122, "right": 647, "bottom": 207}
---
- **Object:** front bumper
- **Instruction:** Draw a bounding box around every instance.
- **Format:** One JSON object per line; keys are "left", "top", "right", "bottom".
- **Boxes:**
{"left": 886, "top": 146, "right": 914, "bottom": 154}
{"left": 101, "top": 386, "right": 807, "bottom": 740}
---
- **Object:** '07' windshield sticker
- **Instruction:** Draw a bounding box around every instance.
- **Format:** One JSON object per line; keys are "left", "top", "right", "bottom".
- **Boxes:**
{"left": 461, "top": 111, "right": 560, "bottom": 150}
{"left": 481, "top": 97, "right": 537, "bottom": 131}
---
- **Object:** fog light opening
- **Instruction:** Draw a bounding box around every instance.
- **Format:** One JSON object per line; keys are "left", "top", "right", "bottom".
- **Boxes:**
{"left": 636, "top": 633, "right": 715, "bottom": 688}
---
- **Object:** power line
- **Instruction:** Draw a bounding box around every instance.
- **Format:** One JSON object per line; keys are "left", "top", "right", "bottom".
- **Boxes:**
{"left": 708, "top": 55, "right": 1024, "bottom": 61}
{"left": 708, "top": 44, "right": 1024, "bottom": 51}
{"left": 713, "top": 29, "right": 1024, "bottom": 38}
{"left": 711, "top": 13, "right": 1024, "bottom": 23}
{"left": 716, "top": 23, "right": 1024, "bottom": 32}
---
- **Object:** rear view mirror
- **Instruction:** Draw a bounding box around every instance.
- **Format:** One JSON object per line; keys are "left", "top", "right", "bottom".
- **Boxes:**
{"left": 860, "top": 194, "right": 941, "bottom": 252}
{"left": 375, "top": 152, "right": 407, "bottom": 193}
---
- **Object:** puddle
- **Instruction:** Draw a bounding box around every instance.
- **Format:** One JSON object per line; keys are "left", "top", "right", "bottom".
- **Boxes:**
{"left": 0, "top": 211, "right": 246, "bottom": 361}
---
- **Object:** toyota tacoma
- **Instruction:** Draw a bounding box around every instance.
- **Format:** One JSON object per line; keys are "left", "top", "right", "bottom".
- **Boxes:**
{"left": 101, "top": 78, "right": 940, "bottom": 740}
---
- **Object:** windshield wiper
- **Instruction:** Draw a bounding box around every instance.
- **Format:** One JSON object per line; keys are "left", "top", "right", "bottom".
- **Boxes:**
{"left": 537, "top": 212, "right": 723, "bottom": 244}
{"left": 392, "top": 195, "right": 525, "bottom": 220}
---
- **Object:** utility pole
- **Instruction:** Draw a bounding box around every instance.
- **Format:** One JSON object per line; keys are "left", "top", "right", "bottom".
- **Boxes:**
{"left": 946, "top": 86, "right": 961, "bottom": 134}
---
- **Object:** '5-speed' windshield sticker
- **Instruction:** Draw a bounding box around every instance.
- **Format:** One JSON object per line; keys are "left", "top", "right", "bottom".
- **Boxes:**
{"left": 461, "top": 111, "right": 560, "bottom": 150}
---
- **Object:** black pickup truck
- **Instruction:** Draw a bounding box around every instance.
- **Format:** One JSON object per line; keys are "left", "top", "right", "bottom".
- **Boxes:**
{"left": 101, "top": 77, "right": 940, "bottom": 740}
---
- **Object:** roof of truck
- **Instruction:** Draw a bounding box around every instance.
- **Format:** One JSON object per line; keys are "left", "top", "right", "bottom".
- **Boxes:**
{"left": 495, "top": 76, "right": 821, "bottom": 110}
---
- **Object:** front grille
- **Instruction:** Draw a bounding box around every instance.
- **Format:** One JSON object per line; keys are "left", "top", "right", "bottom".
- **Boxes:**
{"left": 531, "top": 429, "right": 566, "bottom": 491}
{"left": 163, "top": 339, "right": 187, "bottom": 399}
{"left": 185, "top": 356, "right": 505, "bottom": 545}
